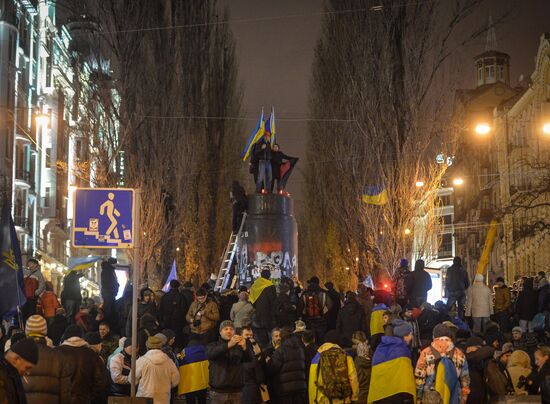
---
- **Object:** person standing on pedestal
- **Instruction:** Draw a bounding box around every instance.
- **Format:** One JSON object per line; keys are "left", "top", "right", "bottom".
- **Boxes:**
{"left": 254, "top": 133, "right": 272, "bottom": 193}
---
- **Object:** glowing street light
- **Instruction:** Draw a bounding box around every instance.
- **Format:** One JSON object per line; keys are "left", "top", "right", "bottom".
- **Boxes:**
{"left": 35, "top": 113, "right": 50, "bottom": 126}
{"left": 415, "top": 181, "right": 425, "bottom": 187}
{"left": 543, "top": 122, "right": 550, "bottom": 136}
{"left": 474, "top": 122, "right": 491, "bottom": 136}
{"left": 404, "top": 228, "right": 411, "bottom": 235}
{"left": 176, "top": 247, "right": 180, "bottom": 252}
{"left": 453, "top": 178, "right": 464, "bottom": 186}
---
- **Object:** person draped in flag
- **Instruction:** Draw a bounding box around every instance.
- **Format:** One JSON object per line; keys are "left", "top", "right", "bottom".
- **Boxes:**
{"left": 415, "top": 323, "right": 470, "bottom": 404}
{"left": 367, "top": 319, "right": 416, "bottom": 403}
{"left": 369, "top": 303, "right": 388, "bottom": 351}
{"left": 270, "top": 144, "right": 298, "bottom": 193}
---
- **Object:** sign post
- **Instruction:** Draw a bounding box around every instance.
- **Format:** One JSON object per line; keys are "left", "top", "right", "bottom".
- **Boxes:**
{"left": 72, "top": 187, "right": 141, "bottom": 398}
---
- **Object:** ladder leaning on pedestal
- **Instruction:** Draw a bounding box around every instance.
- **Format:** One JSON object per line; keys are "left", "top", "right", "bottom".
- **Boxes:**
{"left": 214, "top": 212, "right": 247, "bottom": 292}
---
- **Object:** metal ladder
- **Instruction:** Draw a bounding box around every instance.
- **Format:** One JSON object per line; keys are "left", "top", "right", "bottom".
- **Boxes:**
{"left": 214, "top": 212, "right": 247, "bottom": 292}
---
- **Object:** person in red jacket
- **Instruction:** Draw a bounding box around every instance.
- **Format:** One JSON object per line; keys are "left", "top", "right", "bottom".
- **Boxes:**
{"left": 39, "top": 282, "right": 60, "bottom": 326}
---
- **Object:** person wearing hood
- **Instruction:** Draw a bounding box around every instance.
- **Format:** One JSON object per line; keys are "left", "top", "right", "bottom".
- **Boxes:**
{"left": 368, "top": 319, "right": 415, "bottom": 403}
{"left": 125, "top": 287, "right": 158, "bottom": 338}
{"left": 267, "top": 326, "right": 307, "bottom": 403}
{"left": 109, "top": 337, "right": 137, "bottom": 396}
{"left": 324, "top": 282, "right": 341, "bottom": 331}
{"left": 0, "top": 337, "right": 39, "bottom": 404}
{"left": 507, "top": 349, "right": 532, "bottom": 396}
{"left": 463, "top": 336, "right": 494, "bottom": 404}
{"left": 22, "top": 315, "right": 71, "bottom": 404}
{"left": 308, "top": 330, "right": 359, "bottom": 404}
{"left": 299, "top": 276, "right": 332, "bottom": 344}
{"left": 415, "top": 323, "right": 470, "bottom": 403}
{"left": 230, "top": 290, "right": 255, "bottom": 328}
{"left": 408, "top": 259, "right": 432, "bottom": 307}
{"left": 137, "top": 313, "right": 161, "bottom": 355}
{"left": 186, "top": 288, "right": 220, "bottom": 346}
{"left": 516, "top": 277, "right": 539, "bottom": 333}
{"left": 249, "top": 269, "right": 278, "bottom": 348}
{"left": 135, "top": 335, "right": 179, "bottom": 403}
{"left": 445, "top": 257, "right": 470, "bottom": 319}
{"left": 465, "top": 274, "right": 494, "bottom": 334}
{"left": 58, "top": 324, "right": 109, "bottom": 403}
{"left": 100, "top": 258, "right": 119, "bottom": 328}
{"left": 336, "top": 291, "right": 365, "bottom": 348}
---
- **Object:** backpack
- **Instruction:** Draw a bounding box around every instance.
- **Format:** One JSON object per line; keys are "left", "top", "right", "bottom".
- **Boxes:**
{"left": 305, "top": 292, "right": 322, "bottom": 318}
{"left": 24, "top": 271, "right": 39, "bottom": 299}
{"left": 315, "top": 347, "right": 353, "bottom": 402}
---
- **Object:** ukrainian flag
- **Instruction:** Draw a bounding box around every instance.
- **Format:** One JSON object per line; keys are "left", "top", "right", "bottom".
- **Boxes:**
{"left": 248, "top": 276, "right": 273, "bottom": 305}
{"left": 362, "top": 185, "right": 388, "bottom": 205}
{"left": 370, "top": 303, "right": 388, "bottom": 336}
{"left": 265, "top": 107, "right": 276, "bottom": 145}
{"left": 242, "top": 110, "right": 265, "bottom": 161}
{"left": 434, "top": 356, "right": 460, "bottom": 404}
{"left": 367, "top": 336, "right": 416, "bottom": 403}
{"left": 177, "top": 345, "right": 209, "bottom": 395}
{"left": 68, "top": 256, "right": 101, "bottom": 271}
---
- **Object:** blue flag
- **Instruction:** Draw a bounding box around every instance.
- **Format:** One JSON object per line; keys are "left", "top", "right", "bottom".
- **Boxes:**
{"left": 0, "top": 203, "right": 25, "bottom": 319}
{"left": 162, "top": 259, "right": 177, "bottom": 292}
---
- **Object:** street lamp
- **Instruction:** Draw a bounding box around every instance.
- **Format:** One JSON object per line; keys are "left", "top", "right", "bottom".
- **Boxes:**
{"left": 453, "top": 177, "right": 464, "bottom": 186}
{"left": 474, "top": 122, "right": 491, "bottom": 136}
{"left": 35, "top": 113, "right": 50, "bottom": 126}
{"left": 404, "top": 228, "right": 411, "bottom": 235}
{"left": 543, "top": 122, "right": 550, "bottom": 136}
{"left": 415, "top": 181, "right": 425, "bottom": 187}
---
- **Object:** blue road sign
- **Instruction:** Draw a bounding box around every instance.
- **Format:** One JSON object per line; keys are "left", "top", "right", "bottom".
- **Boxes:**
{"left": 72, "top": 188, "right": 135, "bottom": 249}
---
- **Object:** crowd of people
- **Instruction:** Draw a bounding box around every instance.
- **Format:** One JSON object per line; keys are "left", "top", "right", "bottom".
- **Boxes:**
{"left": 2, "top": 256, "right": 550, "bottom": 403}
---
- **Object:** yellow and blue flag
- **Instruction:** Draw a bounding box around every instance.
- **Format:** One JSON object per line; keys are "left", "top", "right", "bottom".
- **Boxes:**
{"left": 68, "top": 256, "right": 101, "bottom": 271}
{"left": 368, "top": 336, "right": 416, "bottom": 403}
{"left": 265, "top": 107, "right": 276, "bottom": 145}
{"left": 370, "top": 303, "right": 388, "bottom": 336}
{"left": 0, "top": 203, "right": 25, "bottom": 320}
{"left": 249, "top": 276, "right": 273, "bottom": 305}
{"left": 178, "top": 345, "right": 209, "bottom": 395}
{"left": 435, "top": 356, "right": 460, "bottom": 404}
{"left": 362, "top": 185, "right": 388, "bottom": 205}
{"left": 162, "top": 259, "right": 177, "bottom": 292}
{"left": 242, "top": 110, "right": 265, "bottom": 161}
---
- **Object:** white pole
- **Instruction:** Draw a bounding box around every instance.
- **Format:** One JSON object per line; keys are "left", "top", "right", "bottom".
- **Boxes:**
{"left": 130, "top": 190, "right": 141, "bottom": 397}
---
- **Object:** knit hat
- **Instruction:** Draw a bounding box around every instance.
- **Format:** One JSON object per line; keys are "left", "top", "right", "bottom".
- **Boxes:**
{"left": 512, "top": 326, "right": 523, "bottom": 334}
{"left": 392, "top": 319, "right": 413, "bottom": 338}
{"left": 464, "top": 336, "right": 484, "bottom": 349}
{"left": 399, "top": 259, "right": 409, "bottom": 267}
{"left": 219, "top": 320, "right": 235, "bottom": 332}
{"left": 161, "top": 329, "right": 176, "bottom": 341}
{"left": 154, "top": 333, "right": 167, "bottom": 345}
{"left": 11, "top": 337, "right": 39, "bottom": 365}
{"left": 500, "top": 342, "right": 514, "bottom": 356}
{"left": 433, "top": 323, "right": 452, "bottom": 339}
{"left": 25, "top": 315, "right": 47, "bottom": 336}
{"left": 294, "top": 320, "right": 306, "bottom": 333}
{"left": 146, "top": 335, "right": 164, "bottom": 350}
{"left": 84, "top": 332, "right": 102, "bottom": 346}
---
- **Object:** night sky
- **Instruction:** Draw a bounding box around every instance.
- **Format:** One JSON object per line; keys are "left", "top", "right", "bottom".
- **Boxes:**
{"left": 223, "top": 0, "right": 550, "bottom": 210}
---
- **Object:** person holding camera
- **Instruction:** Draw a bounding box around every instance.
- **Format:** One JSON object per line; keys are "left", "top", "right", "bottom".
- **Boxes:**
{"left": 186, "top": 288, "right": 219, "bottom": 346}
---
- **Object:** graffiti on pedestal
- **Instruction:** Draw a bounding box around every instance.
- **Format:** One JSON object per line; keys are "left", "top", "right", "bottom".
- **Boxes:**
{"left": 237, "top": 240, "right": 297, "bottom": 286}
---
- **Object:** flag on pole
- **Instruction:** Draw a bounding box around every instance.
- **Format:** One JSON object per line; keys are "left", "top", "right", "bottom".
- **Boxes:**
{"left": 0, "top": 203, "right": 25, "bottom": 319}
{"left": 68, "top": 256, "right": 102, "bottom": 271}
{"left": 265, "top": 107, "right": 276, "bottom": 145}
{"left": 362, "top": 185, "right": 389, "bottom": 205}
{"left": 242, "top": 109, "right": 265, "bottom": 161}
{"left": 162, "top": 259, "right": 178, "bottom": 292}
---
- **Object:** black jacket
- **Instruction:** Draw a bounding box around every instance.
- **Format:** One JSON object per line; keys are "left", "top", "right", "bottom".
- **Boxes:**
{"left": 206, "top": 339, "right": 253, "bottom": 393}
{"left": 252, "top": 283, "right": 277, "bottom": 329}
{"left": 159, "top": 288, "right": 187, "bottom": 332}
{"left": 48, "top": 314, "right": 68, "bottom": 346}
{"left": 0, "top": 357, "right": 27, "bottom": 404}
{"left": 336, "top": 299, "right": 365, "bottom": 347}
{"left": 23, "top": 338, "right": 71, "bottom": 404}
{"left": 274, "top": 292, "right": 298, "bottom": 328}
{"left": 267, "top": 338, "right": 307, "bottom": 397}
{"left": 516, "top": 279, "right": 539, "bottom": 321}
{"left": 253, "top": 137, "right": 272, "bottom": 161}
{"left": 57, "top": 339, "right": 109, "bottom": 404}
{"left": 61, "top": 272, "right": 82, "bottom": 303}
{"left": 465, "top": 346, "right": 493, "bottom": 404}
{"left": 445, "top": 264, "right": 469, "bottom": 293}
{"left": 100, "top": 262, "right": 119, "bottom": 299}
{"left": 408, "top": 267, "right": 432, "bottom": 299}
{"left": 271, "top": 151, "right": 294, "bottom": 179}
{"left": 540, "top": 360, "right": 550, "bottom": 404}
{"left": 326, "top": 288, "right": 341, "bottom": 330}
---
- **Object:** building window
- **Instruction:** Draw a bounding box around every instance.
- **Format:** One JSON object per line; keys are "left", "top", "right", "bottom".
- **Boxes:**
{"left": 438, "top": 233, "right": 453, "bottom": 258}
{"left": 44, "top": 187, "right": 50, "bottom": 207}
{"left": 45, "top": 148, "right": 51, "bottom": 168}
{"left": 498, "top": 65, "right": 505, "bottom": 81}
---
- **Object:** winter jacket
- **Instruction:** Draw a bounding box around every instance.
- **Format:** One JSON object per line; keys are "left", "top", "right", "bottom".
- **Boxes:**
{"left": 186, "top": 299, "right": 219, "bottom": 334}
{"left": 516, "top": 279, "right": 539, "bottom": 321}
{"left": 61, "top": 272, "right": 82, "bottom": 304}
{"left": 206, "top": 339, "right": 253, "bottom": 393}
{"left": 126, "top": 301, "right": 159, "bottom": 338}
{"left": 23, "top": 337, "right": 71, "bottom": 404}
{"left": 325, "top": 287, "right": 341, "bottom": 329}
{"left": 304, "top": 342, "right": 318, "bottom": 380}
{"left": 23, "top": 268, "right": 46, "bottom": 298}
{"left": 0, "top": 357, "right": 27, "bottom": 404}
{"left": 273, "top": 292, "right": 298, "bottom": 328}
{"left": 253, "top": 136, "right": 272, "bottom": 161}
{"left": 230, "top": 300, "right": 255, "bottom": 328}
{"left": 336, "top": 299, "right": 365, "bottom": 348}
{"left": 241, "top": 346, "right": 264, "bottom": 404}
{"left": 48, "top": 314, "right": 67, "bottom": 346}
{"left": 135, "top": 349, "right": 179, "bottom": 404}
{"left": 100, "top": 262, "right": 119, "bottom": 299}
{"left": 100, "top": 333, "right": 119, "bottom": 362}
{"left": 445, "top": 263, "right": 470, "bottom": 294}
{"left": 465, "top": 346, "right": 493, "bottom": 404}
{"left": 159, "top": 288, "right": 188, "bottom": 333}
{"left": 308, "top": 343, "right": 359, "bottom": 404}
{"left": 408, "top": 266, "right": 432, "bottom": 299}
{"left": 539, "top": 360, "right": 550, "bottom": 404}
{"left": 539, "top": 284, "right": 550, "bottom": 313}
{"left": 109, "top": 350, "right": 132, "bottom": 396}
{"left": 57, "top": 336, "right": 109, "bottom": 404}
{"left": 267, "top": 337, "right": 307, "bottom": 398}
{"left": 485, "top": 358, "right": 515, "bottom": 400}
{"left": 39, "top": 291, "right": 60, "bottom": 318}
{"left": 299, "top": 284, "right": 332, "bottom": 320}
{"left": 354, "top": 354, "right": 371, "bottom": 403}
{"left": 507, "top": 349, "right": 531, "bottom": 396}
{"left": 250, "top": 278, "right": 277, "bottom": 329}
{"left": 465, "top": 280, "right": 494, "bottom": 317}
{"left": 393, "top": 266, "right": 412, "bottom": 300}
{"left": 493, "top": 285, "right": 512, "bottom": 313}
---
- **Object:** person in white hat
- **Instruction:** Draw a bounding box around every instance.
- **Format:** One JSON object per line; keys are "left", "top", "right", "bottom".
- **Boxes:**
{"left": 465, "top": 274, "right": 494, "bottom": 334}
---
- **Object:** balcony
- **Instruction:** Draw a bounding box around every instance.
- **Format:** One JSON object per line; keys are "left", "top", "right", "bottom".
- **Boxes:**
{"left": 14, "top": 168, "right": 31, "bottom": 188}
